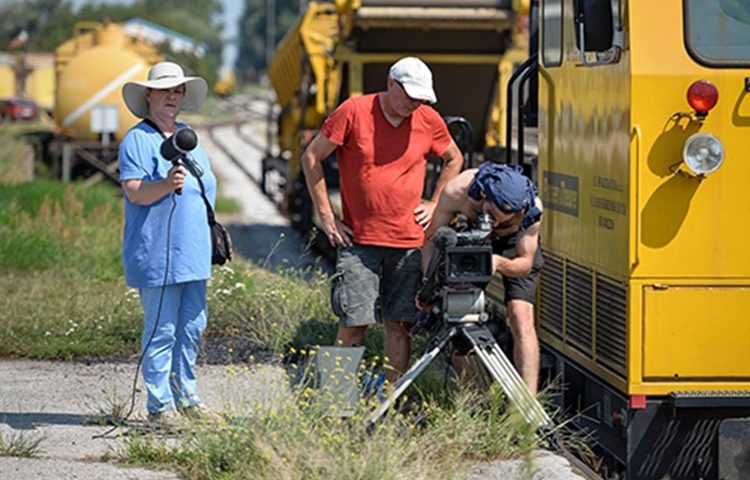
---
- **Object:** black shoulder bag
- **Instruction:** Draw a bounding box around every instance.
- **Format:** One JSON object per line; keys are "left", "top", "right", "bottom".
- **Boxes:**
{"left": 142, "top": 119, "right": 233, "bottom": 265}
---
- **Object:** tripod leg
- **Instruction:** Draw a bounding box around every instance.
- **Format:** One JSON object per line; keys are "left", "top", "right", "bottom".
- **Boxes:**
{"left": 366, "top": 327, "right": 458, "bottom": 427}
{"left": 460, "top": 324, "right": 552, "bottom": 429}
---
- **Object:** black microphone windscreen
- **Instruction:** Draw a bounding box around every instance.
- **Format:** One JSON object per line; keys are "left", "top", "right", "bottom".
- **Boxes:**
{"left": 433, "top": 227, "right": 457, "bottom": 249}
{"left": 160, "top": 127, "right": 198, "bottom": 161}
{"left": 175, "top": 128, "right": 198, "bottom": 151}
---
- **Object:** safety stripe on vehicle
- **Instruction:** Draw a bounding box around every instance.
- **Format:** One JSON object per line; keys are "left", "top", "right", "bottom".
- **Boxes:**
{"left": 63, "top": 62, "right": 146, "bottom": 127}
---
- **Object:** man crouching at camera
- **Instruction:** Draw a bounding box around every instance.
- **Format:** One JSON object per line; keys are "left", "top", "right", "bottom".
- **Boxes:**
{"left": 421, "top": 163, "right": 544, "bottom": 394}
{"left": 300, "top": 57, "right": 462, "bottom": 383}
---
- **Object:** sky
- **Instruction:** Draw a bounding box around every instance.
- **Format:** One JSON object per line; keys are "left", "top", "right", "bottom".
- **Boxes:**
{"left": 71, "top": 0, "right": 244, "bottom": 70}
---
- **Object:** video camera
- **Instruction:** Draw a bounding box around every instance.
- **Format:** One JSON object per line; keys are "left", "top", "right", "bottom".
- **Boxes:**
{"left": 417, "top": 212, "right": 494, "bottom": 324}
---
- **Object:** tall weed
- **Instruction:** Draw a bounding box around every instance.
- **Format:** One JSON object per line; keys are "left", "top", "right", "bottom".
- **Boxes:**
{"left": 121, "top": 375, "right": 538, "bottom": 479}
{"left": 0, "top": 180, "right": 122, "bottom": 279}
{"left": 0, "top": 270, "right": 141, "bottom": 358}
{"left": 208, "top": 264, "right": 337, "bottom": 355}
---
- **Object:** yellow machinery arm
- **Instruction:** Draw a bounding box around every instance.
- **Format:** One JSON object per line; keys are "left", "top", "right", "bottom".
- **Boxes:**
{"left": 264, "top": 0, "right": 519, "bottom": 232}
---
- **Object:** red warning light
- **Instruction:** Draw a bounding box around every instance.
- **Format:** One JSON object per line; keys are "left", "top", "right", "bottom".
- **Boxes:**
{"left": 687, "top": 80, "right": 719, "bottom": 113}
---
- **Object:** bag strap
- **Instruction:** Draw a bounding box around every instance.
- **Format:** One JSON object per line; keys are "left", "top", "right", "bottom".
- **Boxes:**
{"left": 141, "top": 118, "right": 217, "bottom": 226}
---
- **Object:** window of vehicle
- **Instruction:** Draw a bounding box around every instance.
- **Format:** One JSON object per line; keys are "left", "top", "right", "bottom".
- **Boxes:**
{"left": 542, "top": 0, "right": 563, "bottom": 67}
{"left": 685, "top": 0, "right": 750, "bottom": 67}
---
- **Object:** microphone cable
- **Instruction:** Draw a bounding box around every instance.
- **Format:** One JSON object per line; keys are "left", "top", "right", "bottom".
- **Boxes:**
{"left": 94, "top": 193, "right": 178, "bottom": 439}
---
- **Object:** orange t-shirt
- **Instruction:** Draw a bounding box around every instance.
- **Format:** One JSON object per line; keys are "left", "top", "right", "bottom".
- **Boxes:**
{"left": 321, "top": 94, "right": 451, "bottom": 248}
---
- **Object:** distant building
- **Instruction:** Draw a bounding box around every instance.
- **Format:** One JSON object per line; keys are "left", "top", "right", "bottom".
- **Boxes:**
{"left": 122, "top": 18, "right": 208, "bottom": 58}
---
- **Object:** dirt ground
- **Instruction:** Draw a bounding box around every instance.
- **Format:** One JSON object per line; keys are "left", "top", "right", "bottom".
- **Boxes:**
{"left": 0, "top": 359, "right": 286, "bottom": 479}
{"left": 0, "top": 359, "right": 586, "bottom": 480}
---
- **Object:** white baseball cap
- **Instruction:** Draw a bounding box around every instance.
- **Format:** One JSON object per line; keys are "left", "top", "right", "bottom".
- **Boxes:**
{"left": 388, "top": 57, "right": 437, "bottom": 104}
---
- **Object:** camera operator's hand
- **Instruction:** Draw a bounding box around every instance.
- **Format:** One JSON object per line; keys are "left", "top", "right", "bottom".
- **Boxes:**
{"left": 323, "top": 215, "right": 353, "bottom": 247}
{"left": 413, "top": 201, "right": 437, "bottom": 230}
{"left": 166, "top": 164, "right": 186, "bottom": 192}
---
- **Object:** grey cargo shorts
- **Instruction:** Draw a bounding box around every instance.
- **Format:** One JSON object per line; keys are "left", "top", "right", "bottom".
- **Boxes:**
{"left": 330, "top": 244, "right": 422, "bottom": 327}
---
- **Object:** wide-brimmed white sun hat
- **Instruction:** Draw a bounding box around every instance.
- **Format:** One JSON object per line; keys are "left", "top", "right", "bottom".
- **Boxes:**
{"left": 389, "top": 56, "right": 437, "bottom": 104}
{"left": 122, "top": 61, "right": 208, "bottom": 118}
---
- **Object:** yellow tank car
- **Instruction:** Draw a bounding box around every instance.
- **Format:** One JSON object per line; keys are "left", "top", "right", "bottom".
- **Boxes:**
{"left": 24, "top": 65, "right": 55, "bottom": 112}
{"left": 54, "top": 21, "right": 161, "bottom": 140}
{"left": 0, "top": 64, "right": 15, "bottom": 99}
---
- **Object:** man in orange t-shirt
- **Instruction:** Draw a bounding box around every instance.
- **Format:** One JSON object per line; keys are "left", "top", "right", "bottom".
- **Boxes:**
{"left": 301, "top": 57, "right": 463, "bottom": 382}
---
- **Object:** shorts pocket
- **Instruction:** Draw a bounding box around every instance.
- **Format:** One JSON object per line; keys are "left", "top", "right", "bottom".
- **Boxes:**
{"left": 330, "top": 269, "right": 348, "bottom": 317}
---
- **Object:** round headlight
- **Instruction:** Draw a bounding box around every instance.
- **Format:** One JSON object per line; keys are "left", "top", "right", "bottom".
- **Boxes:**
{"left": 682, "top": 133, "right": 724, "bottom": 176}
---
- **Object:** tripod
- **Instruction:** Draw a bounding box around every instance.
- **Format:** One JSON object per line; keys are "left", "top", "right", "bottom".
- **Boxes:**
{"left": 367, "top": 288, "right": 552, "bottom": 431}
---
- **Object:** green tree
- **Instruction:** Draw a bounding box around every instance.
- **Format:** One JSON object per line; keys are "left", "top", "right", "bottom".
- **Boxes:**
{"left": 78, "top": 0, "right": 225, "bottom": 86}
{"left": 237, "top": 0, "right": 301, "bottom": 75}
{"left": 0, "top": 0, "right": 77, "bottom": 51}
{"left": 0, "top": 0, "right": 225, "bottom": 88}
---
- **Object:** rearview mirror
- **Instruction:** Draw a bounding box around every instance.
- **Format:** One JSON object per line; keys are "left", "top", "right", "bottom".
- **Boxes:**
{"left": 574, "top": 0, "right": 614, "bottom": 52}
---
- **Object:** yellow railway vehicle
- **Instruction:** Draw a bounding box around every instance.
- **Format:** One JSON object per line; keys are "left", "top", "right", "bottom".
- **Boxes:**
{"left": 0, "top": 53, "right": 55, "bottom": 113}
{"left": 0, "top": 63, "right": 15, "bottom": 99}
{"left": 214, "top": 69, "right": 236, "bottom": 97}
{"left": 54, "top": 21, "right": 161, "bottom": 141}
{"left": 264, "top": 0, "right": 518, "bottom": 233}
{"left": 49, "top": 21, "right": 162, "bottom": 181}
{"left": 500, "top": 0, "right": 750, "bottom": 477}
{"left": 24, "top": 65, "right": 55, "bottom": 112}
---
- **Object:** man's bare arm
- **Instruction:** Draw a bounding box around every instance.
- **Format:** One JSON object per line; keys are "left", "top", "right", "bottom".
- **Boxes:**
{"left": 430, "top": 141, "right": 464, "bottom": 203}
{"left": 414, "top": 140, "right": 464, "bottom": 230}
{"left": 420, "top": 174, "right": 470, "bottom": 273}
{"left": 492, "top": 197, "right": 544, "bottom": 277}
{"left": 300, "top": 134, "right": 353, "bottom": 247}
{"left": 492, "top": 221, "right": 540, "bottom": 278}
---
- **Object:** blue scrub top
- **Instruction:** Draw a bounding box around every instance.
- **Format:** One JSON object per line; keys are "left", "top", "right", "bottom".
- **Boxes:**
{"left": 119, "top": 121, "right": 217, "bottom": 288}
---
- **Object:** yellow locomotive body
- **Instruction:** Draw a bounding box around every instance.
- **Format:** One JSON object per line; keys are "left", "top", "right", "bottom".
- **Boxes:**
{"left": 520, "top": 0, "right": 750, "bottom": 476}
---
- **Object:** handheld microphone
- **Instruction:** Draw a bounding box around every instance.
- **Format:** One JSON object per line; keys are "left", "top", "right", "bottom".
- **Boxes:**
{"left": 161, "top": 127, "right": 198, "bottom": 195}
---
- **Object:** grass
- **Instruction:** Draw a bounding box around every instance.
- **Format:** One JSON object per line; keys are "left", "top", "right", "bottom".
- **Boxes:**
{"left": 85, "top": 383, "right": 131, "bottom": 427}
{"left": 0, "top": 271, "right": 142, "bottom": 358}
{"left": 214, "top": 195, "right": 242, "bottom": 214}
{"left": 0, "top": 180, "right": 338, "bottom": 359}
{"left": 120, "top": 371, "right": 540, "bottom": 480}
{"left": 0, "top": 181, "right": 140, "bottom": 358}
{"left": 181, "top": 94, "right": 242, "bottom": 127}
{"left": 0, "top": 122, "right": 48, "bottom": 184}
{"left": 0, "top": 430, "right": 45, "bottom": 458}
{"left": 208, "top": 264, "right": 336, "bottom": 355}
{"left": 0, "top": 180, "right": 123, "bottom": 277}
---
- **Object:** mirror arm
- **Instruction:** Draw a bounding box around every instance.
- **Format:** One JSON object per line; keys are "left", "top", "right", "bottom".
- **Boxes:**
{"left": 577, "top": 26, "right": 624, "bottom": 67}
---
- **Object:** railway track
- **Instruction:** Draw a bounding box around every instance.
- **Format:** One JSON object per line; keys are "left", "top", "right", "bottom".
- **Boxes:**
{"left": 203, "top": 92, "right": 272, "bottom": 188}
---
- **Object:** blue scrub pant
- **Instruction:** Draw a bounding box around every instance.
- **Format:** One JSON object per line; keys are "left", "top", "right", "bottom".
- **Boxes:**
{"left": 139, "top": 280, "right": 207, "bottom": 414}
